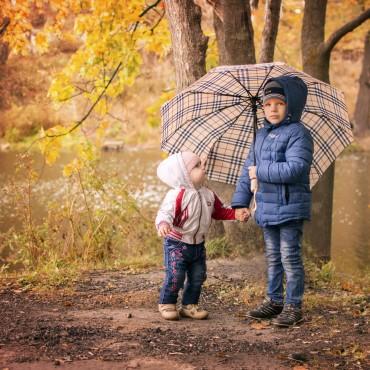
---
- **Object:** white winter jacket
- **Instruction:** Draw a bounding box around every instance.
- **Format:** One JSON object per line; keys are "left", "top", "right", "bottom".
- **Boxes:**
{"left": 155, "top": 153, "right": 235, "bottom": 244}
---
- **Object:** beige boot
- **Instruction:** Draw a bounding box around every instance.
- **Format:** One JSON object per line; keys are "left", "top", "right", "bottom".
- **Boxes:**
{"left": 158, "top": 304, "right": 180, "bottom": 321}
{"left": 180, "top": 304, "right": 208, "bottom": 320}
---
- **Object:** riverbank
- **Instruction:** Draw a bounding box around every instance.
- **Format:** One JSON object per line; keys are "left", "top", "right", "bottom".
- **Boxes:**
{"left": 0, "top": 256, "right": 368, "bottom": 370}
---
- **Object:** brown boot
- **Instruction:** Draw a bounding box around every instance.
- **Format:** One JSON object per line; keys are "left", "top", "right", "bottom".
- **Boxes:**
{"left": 179, "top": 304, "right": 208, "bottom": 320}
{"left": 158, "top": 304, "right": 180, "bottom": 321}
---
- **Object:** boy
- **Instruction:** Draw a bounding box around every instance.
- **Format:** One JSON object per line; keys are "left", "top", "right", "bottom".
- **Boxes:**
{"left": 231, "top": 76, "right": 314, "bottom": 327}
{"left": 156, "top": 151, "right": 247, "bottom": 320}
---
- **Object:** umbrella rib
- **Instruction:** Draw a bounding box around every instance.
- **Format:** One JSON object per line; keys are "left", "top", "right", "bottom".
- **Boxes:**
{"left": 190, "top": 103, "right": 252, "bottom": 155}
{"left": 225, "top": 71, "right": 254, "bottom": 99}
{"left": 256, "top": 64, "right": 275, "bottom": 97}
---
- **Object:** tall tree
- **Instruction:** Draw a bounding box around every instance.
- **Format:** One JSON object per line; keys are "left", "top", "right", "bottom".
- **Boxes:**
{"left": 302, "top": 1, "right": 370, "bottom": 82}
{"left": 259, "top": 0, "right": 282, "bottom": 63}
{"left": 353, "top": 31, "right": 370, "bottom": 135}
{"left": 301, "top": 0, "right": 370, "bottom": 260}
{"left": 210, "top": 0, "right": 255, "bottom": 64}
{"left": 164, "top": 0, "right": 208, "bottom": 92}
{"left": 207, "top": 0, "right": 270, "bottom": 249}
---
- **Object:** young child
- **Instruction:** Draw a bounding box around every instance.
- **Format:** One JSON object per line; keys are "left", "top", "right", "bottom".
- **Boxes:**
{"left": 231, "top": 76, "right": 314, "bottom": 327}
{"left": 156, "top": 151, "right": 247, "bottom": 320}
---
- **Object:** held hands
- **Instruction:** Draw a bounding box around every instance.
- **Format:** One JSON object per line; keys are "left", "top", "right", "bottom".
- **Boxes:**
{"left": 158, "top": 222, "right": 172, "bottom": 237}
{"left": 235, "top": 208, "right": 250, "bottom": 222}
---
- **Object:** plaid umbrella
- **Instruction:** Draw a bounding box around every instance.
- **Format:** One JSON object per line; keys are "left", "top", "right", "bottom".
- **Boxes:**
{"left": 160, "top": 62, "right": 353, "bottom": 187}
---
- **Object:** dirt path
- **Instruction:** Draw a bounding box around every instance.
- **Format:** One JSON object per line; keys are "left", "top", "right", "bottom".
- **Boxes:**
{"left": 0, "top": 255, "right": 368, "bottom": 369}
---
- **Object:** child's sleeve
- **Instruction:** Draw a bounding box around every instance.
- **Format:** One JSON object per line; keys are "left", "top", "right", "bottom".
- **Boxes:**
{"left": 212, "top": 192, "right": 236, "bottom": 220}
{"left": 231, "top": 143, "right": 254, "bottom": 208}
{"left": 257, "top": 128, "right": 313, "bottom": 184}
{"left": 155, "top": 189, "right": 177, "bottom": 229}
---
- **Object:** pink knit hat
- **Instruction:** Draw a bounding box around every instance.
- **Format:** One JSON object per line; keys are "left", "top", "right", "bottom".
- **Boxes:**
{"left": 181, "top": 151, "right": 200, "bottom": 175}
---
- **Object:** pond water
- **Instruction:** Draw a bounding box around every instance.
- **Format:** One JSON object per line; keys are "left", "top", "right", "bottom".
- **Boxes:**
{"left": 0, "top": 147, "right": 369, "bottom": 277}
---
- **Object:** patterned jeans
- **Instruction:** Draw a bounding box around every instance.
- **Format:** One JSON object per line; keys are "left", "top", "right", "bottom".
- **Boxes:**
{"left": 263, "top": 220, "right": 305, "bottom": 307}
{"left": 159, "top": 237, "right": 207, "bottom": 305}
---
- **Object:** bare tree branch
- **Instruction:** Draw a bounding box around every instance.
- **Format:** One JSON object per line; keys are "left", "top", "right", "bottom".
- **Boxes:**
{"left": 45, "top": 62, "right": 123, "bottom": 138}
{"left": 140, "top": 0, "right": 162, "bottom": 17}
{"left": 151, "top": 10, "right": 166, "bottom": 33}
{"left": 323, "top": 8, "right": 370, "bottom": 55}
{"left": 132, "top": 1, "right": 163, "bottom": 37}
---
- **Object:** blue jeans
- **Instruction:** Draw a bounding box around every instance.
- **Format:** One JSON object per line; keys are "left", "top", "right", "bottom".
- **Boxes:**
{"left": 159, "top": 238, "right": 207, "bottom": 305}
{"left": 263, "top": 220, "right": 304, "bottom": 307}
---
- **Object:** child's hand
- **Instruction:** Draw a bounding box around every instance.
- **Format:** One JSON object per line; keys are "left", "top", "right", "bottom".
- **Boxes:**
{"left": 235, "top": 208, "right": 250, "bottom": 222}
{"left": 248, "top": 166, "right": 257, "bottom": 180}
{"left": 158, "top": 222, "right": 172, "bottom": 237}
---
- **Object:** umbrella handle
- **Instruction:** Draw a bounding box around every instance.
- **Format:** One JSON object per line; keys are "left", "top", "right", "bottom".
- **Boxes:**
{"left": 250, "top": 178, "right": 258, "bottom": 212}
{"left": 251, "top": 178, "right": 258, "bottom": 193}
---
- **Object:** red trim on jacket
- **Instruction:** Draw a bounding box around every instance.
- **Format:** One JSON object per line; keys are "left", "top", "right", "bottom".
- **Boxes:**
{"left": 168, "top": 230, "right": 183, "bottom": 240}
{"left": 173, "top": 188, "right": 188, "bottom": 228}
{"left": 212, "top": 193, "right": 236, "bottom": 220}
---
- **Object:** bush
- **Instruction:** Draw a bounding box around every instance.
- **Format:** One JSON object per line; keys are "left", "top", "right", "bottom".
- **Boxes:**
{"left": 0, "top": 154, "right": 162, "bottom": 286}
{"left": 1, "top": 104, "right": 58, "bottom": 141}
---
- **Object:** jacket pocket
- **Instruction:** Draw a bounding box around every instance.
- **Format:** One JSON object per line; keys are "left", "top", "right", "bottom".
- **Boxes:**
{"left": 281, "top": 184, "right": 289, "bottom": 205}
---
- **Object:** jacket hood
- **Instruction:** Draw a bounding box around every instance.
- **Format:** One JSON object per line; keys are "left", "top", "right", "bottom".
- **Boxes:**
{"left": 157, "top": 152, "right": 194, "bottom": 189}
{"left": 264, "top": 75, "right": 308, "bottom": 124}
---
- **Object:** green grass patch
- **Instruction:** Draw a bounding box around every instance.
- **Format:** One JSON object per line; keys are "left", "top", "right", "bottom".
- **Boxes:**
{"left": 206, "top": 237, "right": 232, "bottom": 259}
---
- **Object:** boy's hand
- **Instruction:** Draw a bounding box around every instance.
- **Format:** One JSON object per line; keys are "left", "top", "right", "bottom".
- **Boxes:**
{"left": 248, "top": 166, "right": 257, "bottom": 180}
{"left": 158, "top": 222, "right": 172, "bottom": 237}
{"left": 235, "top": 208, "right": 250, "bottom": 222}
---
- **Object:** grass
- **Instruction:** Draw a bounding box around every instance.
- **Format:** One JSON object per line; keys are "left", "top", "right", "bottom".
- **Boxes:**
{"left": 206, "top": 237, "right": 232, "bottom": 259}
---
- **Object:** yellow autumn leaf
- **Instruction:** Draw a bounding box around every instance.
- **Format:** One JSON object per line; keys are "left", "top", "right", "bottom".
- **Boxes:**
{"left": 63, "top": 158, "right": 82, "bottom": 177}
{"left": 63, "top": 163, "right": 74, "bottom": 177}
{"left": 38, "top": 137, "right": 62, "bottom": 165}
{"left": 146, "top": 90, "right": 175, "bottom": 128}
{"left": 35, "top": 32, "right": 49, "bottom": 53}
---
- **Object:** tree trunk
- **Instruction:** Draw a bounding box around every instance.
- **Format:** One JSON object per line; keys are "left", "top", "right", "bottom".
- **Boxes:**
{"left": 207, "top": 0, "right": 262, "bottom": 250}
{"left": 164, "top": 0, "right": 208, "bottom": 92}
{"left": 212, "top": 0, "right": 256, "bottom": 65}
{"left": 301, "top": 0, "right": 330, "bottom": 82}
{"left": 0, "top": 42, "right": 9, "bottom": 64}
{"left": 259, "top": 0, "right": 282, "bottom": 63}
{"left": 302, "top": 1, "right": 370, "bottom": 261}
{"left": 353, "top": 31, "right": 370, "bottom": 135}
{"left": 301, "top": 0, "right": 333, "bottom": 261}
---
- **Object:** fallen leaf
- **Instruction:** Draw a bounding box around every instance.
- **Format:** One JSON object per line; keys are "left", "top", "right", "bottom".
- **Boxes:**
{"left": 250, "top": 321, "right": 270, "bottom": 330}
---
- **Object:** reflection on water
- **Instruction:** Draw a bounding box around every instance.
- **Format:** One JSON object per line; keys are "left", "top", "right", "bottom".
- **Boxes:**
{"left": 0, "top": 148, "right": 369, "bottom": 276}
{"left": 332, "top": 153, "right": 370, "bottom": 276}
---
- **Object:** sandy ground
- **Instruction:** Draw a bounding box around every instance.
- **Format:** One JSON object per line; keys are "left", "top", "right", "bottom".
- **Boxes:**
{"left": 0, "top": 255, "right": 368, "bottom": 370}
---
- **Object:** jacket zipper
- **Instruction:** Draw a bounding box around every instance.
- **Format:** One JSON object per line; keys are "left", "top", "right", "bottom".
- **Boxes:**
{"left": 258, "top": 130, "right": 269, "bottom": 165}
{"left": 193, "top": 191, "right": 203, "bottom": 244}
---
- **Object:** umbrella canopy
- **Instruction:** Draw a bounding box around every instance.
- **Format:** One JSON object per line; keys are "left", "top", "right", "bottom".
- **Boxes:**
{"left": 160, "top": 62, "right": 353, "bottom": 187}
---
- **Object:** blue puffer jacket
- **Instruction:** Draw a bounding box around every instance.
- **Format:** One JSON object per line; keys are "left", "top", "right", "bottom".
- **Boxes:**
{"left": 231, "top": 75, "right": 314, "bottom": 227}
